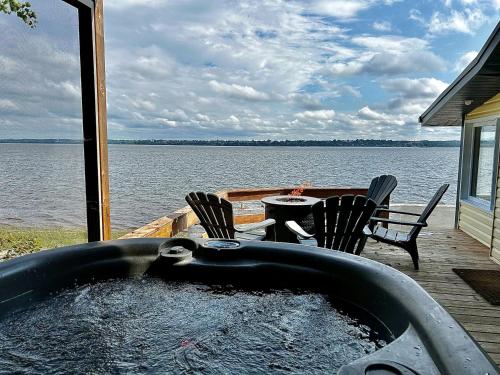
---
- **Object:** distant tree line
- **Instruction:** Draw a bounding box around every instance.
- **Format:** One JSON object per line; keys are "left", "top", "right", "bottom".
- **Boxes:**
{"left": 0, "top": 139, "right": 461, "bottom": 147}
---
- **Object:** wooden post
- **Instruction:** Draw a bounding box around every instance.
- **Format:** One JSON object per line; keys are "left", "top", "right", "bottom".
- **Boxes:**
{"left": 94, "top": 0, "right": 111, "bottom": 240}
{"left": 78, "top": 0, "right": 111, "bottom": 241}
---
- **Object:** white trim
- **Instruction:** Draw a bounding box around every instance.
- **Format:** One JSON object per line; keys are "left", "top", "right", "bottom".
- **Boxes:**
{"left": 460, "top": 198, "right": 493, "bottom": 215}
{"left": 460, "top": 118, "right": 499, "bottom": 212}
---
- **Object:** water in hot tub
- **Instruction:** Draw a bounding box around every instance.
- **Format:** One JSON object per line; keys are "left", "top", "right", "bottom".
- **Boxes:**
{"left": 0, "top": 278, "right": 389, "bottom": 374}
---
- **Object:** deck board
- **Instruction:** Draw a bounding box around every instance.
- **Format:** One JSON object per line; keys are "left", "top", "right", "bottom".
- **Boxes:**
{"left": 363, "top": 228, "right": 500, "bottom": 366}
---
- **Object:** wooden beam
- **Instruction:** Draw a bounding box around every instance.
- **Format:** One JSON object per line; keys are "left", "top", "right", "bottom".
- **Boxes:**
{"left": 227, "top": 186, "right": 369, "bottom": 201}
{"left": 94, "top": 0, "right": 111, "bottom": 240}
{"left": 78, "top": 4, "right": 101, "bottom": 242}
{"left": 77, "top": 0, "right": 110, "bottom": 241}
{"left": 234, "top": 213, "right": 265, "bottom": 225}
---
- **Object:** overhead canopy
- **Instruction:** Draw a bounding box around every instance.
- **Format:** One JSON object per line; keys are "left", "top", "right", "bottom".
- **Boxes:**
{"left": 420, "top": 21, "right": 500, "bottom": 127}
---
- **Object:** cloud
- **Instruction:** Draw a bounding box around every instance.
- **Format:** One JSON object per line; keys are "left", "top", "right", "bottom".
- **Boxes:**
{"left": 327, "top": 52, "right": 445, "bottom": 77}
{"left": 157, "top": 119, "right": 178, "bottom": 127}
{"left": 0, "top": 0, "right": 470, "bottom": 141}
{"left": 379, "top": 77, "right": 448, "bottom": 117}
{"left": 341, "top": 85, "right": 362, "bottom": 98}
{"left": 454, "top": 50, "right": 478, "bottom": 71}
{"left": 409, "top": 9, "right": 425, "bottom": 23}
{"left": 351, "top": 35, "right": 427, "bottom": 51}
{"left": 310, "top": 0, "right": 371, "bottom": 18}
{"left": 428, "top": 8, "right": 486, "bottom": 34}
{"left": 358, "top": 106, "right": 386, "bottom": 120}
{"left": 0, "top": 99, "right": 18, "bottom": 111}
{"left": 381, "top": 77, "right": 448, "bottom": 99}
{"left": 295, "top": 109, "right": 335, "bottom": 121}
{"left": 161, "top": 109, "right": 189, "bottom": 122}
{"left": 327, "top": 76, "right": 451, "bottom": 137}
{"left": 196, "top": 114, "right": 210, "bottom": 122}
{"left": 373, "top": 21, "right": 392, "bottom": 31}
{"left": 209, "top": 80, "right": 271, "bottom": 101}
{"left": 368, "top": 52, "right": 445, "bottom": 74}
{"left": 325, "top": 36, "right": 446, "bottom": 77}
{"left": 106, "top": 0, "right": 167, "bottom": 9}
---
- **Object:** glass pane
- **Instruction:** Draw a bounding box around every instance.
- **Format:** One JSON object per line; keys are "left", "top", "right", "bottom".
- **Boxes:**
{"left": 471, "top": 125, "right": 496, "bottom": 203}
{"left": 0, "top": 0, "right": 87, "bottom": 259}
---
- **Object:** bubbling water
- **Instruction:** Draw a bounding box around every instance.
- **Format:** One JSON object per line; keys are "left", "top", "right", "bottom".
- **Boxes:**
{"left": 0, "top": 278, "right": 389, "bottom": 374}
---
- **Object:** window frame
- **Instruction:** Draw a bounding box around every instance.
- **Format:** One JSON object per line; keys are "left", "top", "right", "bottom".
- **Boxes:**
{"left": 461, "top": 116, "right": 500, "bottom": 212}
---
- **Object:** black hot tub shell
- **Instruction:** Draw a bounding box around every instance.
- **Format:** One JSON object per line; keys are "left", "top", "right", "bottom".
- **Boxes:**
{"left": 0, "top": 238, "right": 497, "bottom": 375}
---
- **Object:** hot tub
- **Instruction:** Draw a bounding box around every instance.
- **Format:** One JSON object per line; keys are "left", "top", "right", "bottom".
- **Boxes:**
{"left": 0, "top": 238, "right": 497, "bottom": 374}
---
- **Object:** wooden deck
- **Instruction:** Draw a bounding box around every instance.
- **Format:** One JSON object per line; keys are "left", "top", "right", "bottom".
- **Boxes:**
{"left": 363, "top": 227, "right": 500, "bottom": 366}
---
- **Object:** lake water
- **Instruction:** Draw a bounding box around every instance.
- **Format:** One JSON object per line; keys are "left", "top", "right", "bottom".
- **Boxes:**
{"left": 0, "top": 144, "right": 459, "bottom": 231}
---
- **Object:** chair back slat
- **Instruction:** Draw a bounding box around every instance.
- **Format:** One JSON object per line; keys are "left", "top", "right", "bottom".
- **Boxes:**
{"left": 367, "top": 175, "right": 397, "bottom": 206}
{"left": 346, "top": 197, "right": 377, "bottom": 252}
{"left": 199, "top": 193, "right": 225, "bottom": 238}
{"left": 220, "top": 198, "right": 235, "bottom": 238}
{"left": 410, "top": 184, "right": 449, "bottom": 239}
{"left": 186, "top": 192, "right": 216, "bottom": 238}
{"left": 185, "top": 192, "right": 236, "bottom": 239}
{"left": 311, "top": 201, "right": 326, "bottom": 247}
{"left": 338, "top": 196, "right": 364, "bottom": 251}
{"left": 207, "top": 193, "right": 231, "bottom": 238}
{"left": 324, "top": 197, "right": 338, "bottom": 248}
{"left": 333, "top": 195, "right": 354, "bottom": 250}
{"left": 314, "top": 195, "right": 377, "bottom": 253}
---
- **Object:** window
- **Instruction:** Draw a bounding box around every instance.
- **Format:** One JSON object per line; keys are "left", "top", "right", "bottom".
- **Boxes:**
{"left": 461, "top": 120, "right": 499, "bottom": 211}
{"left": 470, "top": 125, "right": 496, "bottom": 203}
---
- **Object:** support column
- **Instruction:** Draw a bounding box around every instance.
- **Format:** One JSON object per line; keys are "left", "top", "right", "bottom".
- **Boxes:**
{"left": 94, "top": 0, "right": 111, "bottom": 240}
{"left": 78, "top": 0, "right": 111, "bottom": 241}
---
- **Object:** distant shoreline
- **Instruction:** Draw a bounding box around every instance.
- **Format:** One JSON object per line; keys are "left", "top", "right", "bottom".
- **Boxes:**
{"left": 0, "top": 139, "right": 460, "bottom": 147}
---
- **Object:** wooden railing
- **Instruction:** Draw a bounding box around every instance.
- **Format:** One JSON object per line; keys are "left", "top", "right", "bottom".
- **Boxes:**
{"left": 120, "top": 186, "right": 370, "bottom": 239}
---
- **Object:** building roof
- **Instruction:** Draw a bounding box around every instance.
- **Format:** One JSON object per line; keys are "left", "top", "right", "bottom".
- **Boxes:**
{"left": 420, "top": 22, "right": 500, "bottom": 127}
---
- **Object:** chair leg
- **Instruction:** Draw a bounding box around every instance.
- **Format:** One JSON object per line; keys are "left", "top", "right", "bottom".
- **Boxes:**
{"left": 355, "top": 235, "right": 368, "bottom": 255}
{"left": 405, "top": 241, "right": 419, "bottom": 270}
{"left": 265, "top": 225, "right": 276, "bottom": 242}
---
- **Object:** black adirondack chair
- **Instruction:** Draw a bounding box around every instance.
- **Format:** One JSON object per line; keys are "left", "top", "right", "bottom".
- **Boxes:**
{"left": 186, "top": 192, "right": 275, "bottom": 240}
{"left": 366, "top": 184, "right": 449, "bottom": 270}
{"left": 357, "top": 175, "right": 398, "bottom": 252}
{"left": 367, "top": 175, "right": 397, "bottom": 206}
{"left": 285, "top": 195, "right": 378, "bottom": 253}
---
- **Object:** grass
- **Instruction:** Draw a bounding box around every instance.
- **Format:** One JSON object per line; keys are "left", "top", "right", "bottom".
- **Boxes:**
{"left": 0, "top": 226, "right": 129, "bottom": 261}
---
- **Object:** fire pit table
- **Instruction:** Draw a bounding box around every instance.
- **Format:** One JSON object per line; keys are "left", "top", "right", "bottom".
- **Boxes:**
{"left": 261, "top": 195, "right": 320, "bottom": 243}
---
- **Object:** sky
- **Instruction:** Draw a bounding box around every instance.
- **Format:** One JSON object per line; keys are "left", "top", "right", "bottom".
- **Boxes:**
{"left": 0, "top": 0, "right": 499, "bottom": 140}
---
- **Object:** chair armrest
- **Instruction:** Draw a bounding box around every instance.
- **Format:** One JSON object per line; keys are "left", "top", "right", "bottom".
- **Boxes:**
{"left": 370, "top": 217, "right": 427, "bottom": 227}
{"left": 234, "top": 219, "right": 275, "bottom": 233}
{"left": 374, "top": 208, "right": 421, "bottom": 216}
{"left": 285, "top": 221, "right": 315, "bottom": 239}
